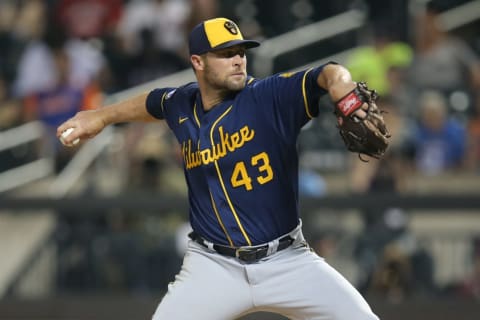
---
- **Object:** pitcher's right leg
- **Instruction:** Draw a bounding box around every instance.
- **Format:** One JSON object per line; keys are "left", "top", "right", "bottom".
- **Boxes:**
{"left": 152, "top": 241, "right": 253, "bottom": 320}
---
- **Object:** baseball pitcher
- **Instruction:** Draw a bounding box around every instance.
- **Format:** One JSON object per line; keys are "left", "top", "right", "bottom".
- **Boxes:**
{"left": 58, "top": 17, "right": 388, "bottom": 320}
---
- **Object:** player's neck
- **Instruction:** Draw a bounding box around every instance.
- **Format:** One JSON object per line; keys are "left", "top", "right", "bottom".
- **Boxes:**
{"left": 199, "top": 87, "right": 232, "bottom": 111}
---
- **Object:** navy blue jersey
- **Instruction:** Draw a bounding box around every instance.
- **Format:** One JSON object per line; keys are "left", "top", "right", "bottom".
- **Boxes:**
{"left": 146, "top": 64, "right": 329, "bottom": 246}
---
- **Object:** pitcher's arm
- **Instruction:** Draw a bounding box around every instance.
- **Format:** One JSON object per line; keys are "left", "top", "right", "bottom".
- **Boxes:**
{"left": 57, "top": 92, "right": 157, "bottom": 144}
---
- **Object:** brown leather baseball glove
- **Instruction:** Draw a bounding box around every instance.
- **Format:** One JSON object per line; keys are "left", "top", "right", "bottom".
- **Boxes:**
{"left": 334, "top": 82, "right": 390, "bottom": 161}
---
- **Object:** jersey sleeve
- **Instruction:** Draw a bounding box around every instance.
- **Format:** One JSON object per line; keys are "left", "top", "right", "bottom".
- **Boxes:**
{"left": 146, "top": 87, "right": 177, "bottom": 120}
{"left": 250, "top": 63, "right": 333, "bottom": 134}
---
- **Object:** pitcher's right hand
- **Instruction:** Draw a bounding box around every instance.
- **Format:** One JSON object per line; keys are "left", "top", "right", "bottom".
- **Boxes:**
{"left": 57, "top": 110, "right": 106, "bottom": 146}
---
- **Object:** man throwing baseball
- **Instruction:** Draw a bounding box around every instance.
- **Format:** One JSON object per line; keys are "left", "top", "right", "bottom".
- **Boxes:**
{"left": 58, "top": 17, "right": 388, "bottom": 320}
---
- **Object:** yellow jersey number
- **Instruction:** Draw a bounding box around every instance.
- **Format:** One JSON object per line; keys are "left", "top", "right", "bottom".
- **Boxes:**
{"left": 231, "top": 152, "right": 274, "bottom": 190}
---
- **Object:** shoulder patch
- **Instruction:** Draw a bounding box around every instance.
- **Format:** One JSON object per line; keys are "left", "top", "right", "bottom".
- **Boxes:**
{"left": 165, "top": 89, "right": 177, "bottom": 100}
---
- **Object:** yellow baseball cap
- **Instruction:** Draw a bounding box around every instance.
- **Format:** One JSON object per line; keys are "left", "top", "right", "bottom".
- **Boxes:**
{"left": 188, "top": 18, "right": 260, "bottom": 55}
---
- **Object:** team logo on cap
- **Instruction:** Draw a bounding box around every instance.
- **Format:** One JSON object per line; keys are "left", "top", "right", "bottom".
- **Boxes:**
{"left": 224, "top": 21, "right": 238, "bottom": 35}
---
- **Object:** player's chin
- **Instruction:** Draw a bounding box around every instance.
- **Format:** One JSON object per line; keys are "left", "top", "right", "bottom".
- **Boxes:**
{"left": 227, "top": 76, "right": 246, "bottom": 91}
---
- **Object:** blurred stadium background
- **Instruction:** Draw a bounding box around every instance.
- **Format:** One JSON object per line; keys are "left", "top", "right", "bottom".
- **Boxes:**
{"left": 1, "top": 0, "right": 480, "bottom": 319}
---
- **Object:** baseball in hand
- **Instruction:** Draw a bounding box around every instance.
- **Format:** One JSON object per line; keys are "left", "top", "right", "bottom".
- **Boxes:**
{"left": 60, "top": 128, "right": 80, "bottom": 146}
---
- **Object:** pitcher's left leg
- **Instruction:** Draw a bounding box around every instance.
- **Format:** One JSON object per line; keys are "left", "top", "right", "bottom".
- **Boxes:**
{"left": 251, "top": 245, "right": 379, "bottom": 320}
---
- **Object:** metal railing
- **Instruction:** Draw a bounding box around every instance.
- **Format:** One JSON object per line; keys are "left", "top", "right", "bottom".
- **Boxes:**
{"left": 252, "top": 9, "right": 367, "bottom": 77}
{"left": 0, "top": 121, "right": 54, "bottom": 193}
{"left": 437, "top": 0, "right": 480, "bottom": 31}
{"left": 0, "top": 71, "right": 196, "bottom": 196}
{"left": 46, "top": 69, "right": 196, "bottom": 198}
{"left": 0, "top": 121, "right": 44, "bottom": 153}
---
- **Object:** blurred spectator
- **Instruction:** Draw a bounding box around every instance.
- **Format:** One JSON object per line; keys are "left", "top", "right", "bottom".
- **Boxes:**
{"left": 13, "top": 39, "right": 57, "bottom": 98}
{"left": 55, "top": 214, "right": 106, "bottom": 291}
{"left": 9, "top": 0, "right": 51, "bottom": 97}
{"left": 346, "top": 24, "right": 413, "bottom": 98}
{"left": 298, "top": 168, "right": 327, "bottom": 197}
{"left": 14, "top": 0, "right": 47, "bottom": 41}
{"left": 369, "top": 237, "right": 413, "bottom": 302}
{"left": 0, "top": 76, "right": 20, "bottom": 130}
{"left": 99, "top": 30, "right": 131, "bottom": 92}
{"left": 411, "top": 90, "right": 467, "bottom": 176}
{"left": 55, "top": 0, "right": 123, "bottom": 39}
{"left": 466, "top": 97, "right": 480, "bottom": 173}
{"left": 64, "top": 38, "right": 110, "bottom": 92}
{"left": 12, "top": 4, "right": 108, "bottom": 99}
{"left": 356, "top": 208, "right": 436, "bottom": 301}
{"left": 237, "top": 0, "right": 344, "bottom": 39}
{"left": 443, "top": 236, "right": 480, "bottom": 299}
{"left": 349, "top": 95, "right": 435, "bottom": 299}
{"left": 309, "top": 230, "right": 339, "bottom": 260}
{"left": 52, "top": 0, "right": 123, "bottom": 92}
{"left": 123, "top": 123, "right": 173, "bottom": 192}
{"left": 116, "top": 0, "right": 191, "bottom": 56}
{"left": 115, "top": 0, "right": 191, "bottom": 86}
{"left": 0, "top": 1, "right": 24, "bottom": 84}
{"left": 92, "top": 212, "right": 150, "bottom": 293}
{"left": 457, "top": 237, "right": 480, "bottom": 299}
{"left": 0, "top": 75, "right": 23, "bottom": 172}
{"left": 363, "top": 0, "right": 409, "bottom": 41}
{"left": 349, "top": 96, "right": 414, "bottom": 193}
{"left": 408, "top": 1, "right": 480, "bottom": 117}
{"left": 125, "top": 28, "right": 189, "bottom": 87}
{"left": 23, "top": 46, "right": 101, "bottom": 172}
{"left": 187, "top": 0, "right": 219, "bottom": 29}
{"left": 55, "top": 211, "right": 183, "bottom": 293}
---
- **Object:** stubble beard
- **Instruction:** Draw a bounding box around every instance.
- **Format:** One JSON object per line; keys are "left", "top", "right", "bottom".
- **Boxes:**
{"left": 205, "top": 66, "right": 246, "bottom": 93}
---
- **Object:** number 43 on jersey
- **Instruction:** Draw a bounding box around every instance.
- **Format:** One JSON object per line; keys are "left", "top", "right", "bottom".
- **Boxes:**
{"left": 230, "top": 152, "right": 274, "bottom": 190}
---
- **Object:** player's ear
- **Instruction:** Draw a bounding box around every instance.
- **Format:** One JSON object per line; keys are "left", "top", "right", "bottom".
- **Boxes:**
{"left": 190, "top": 55, "right": 204, "bottom": 72}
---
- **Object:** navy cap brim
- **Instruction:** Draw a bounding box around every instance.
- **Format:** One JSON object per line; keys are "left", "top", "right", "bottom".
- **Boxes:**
{"left": 210, "top": 39, "right": 260, "bottom": 52}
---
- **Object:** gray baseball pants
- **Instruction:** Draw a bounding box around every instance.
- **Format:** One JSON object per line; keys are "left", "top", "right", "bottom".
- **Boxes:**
{"left": 152, "top": 228, "right": 379, "bottom": 320}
